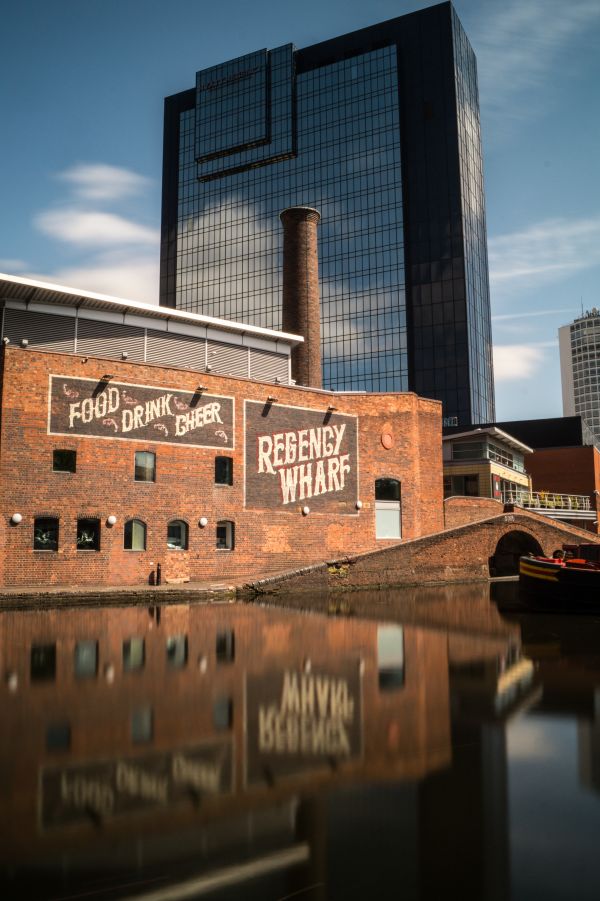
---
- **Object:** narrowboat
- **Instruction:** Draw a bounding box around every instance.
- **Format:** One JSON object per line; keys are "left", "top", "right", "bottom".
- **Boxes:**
{"left": 519, "top": 547, "right": 600, "bottom": 611}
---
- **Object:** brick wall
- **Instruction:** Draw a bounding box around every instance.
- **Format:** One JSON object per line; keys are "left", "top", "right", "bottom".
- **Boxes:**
{"left": 0, "top": 347, "right": 443, "bottom": 587}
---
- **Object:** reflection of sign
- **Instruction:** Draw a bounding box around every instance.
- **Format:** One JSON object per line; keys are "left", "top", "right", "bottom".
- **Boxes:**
{"left": 41, "top": 741, "right": 233, "bottom": 829}
{"left": 48, "top": 376, "right": 234, "bottom": 448}
{"left": 245, "top": 401, "right": 358, "bottom": 512}
{"left": 246, "top": 665, "right": 362, "bottom": 785}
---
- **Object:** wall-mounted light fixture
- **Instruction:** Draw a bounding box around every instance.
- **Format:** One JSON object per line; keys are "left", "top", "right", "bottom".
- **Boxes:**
{"left": 2, "top": 336, "right": 9, "bottom": 345}
{"left": 199, "top": 517, "right": 208, "bottom": 528}
{"left": 121, "top": 351, "right": 128, "bottom": 360}
{"left": 355, "top": 500, "right": 363, "bottom": 510}
{"left": 302, "top": 506, "right": 310, "bottom": 516}
{"left": 107, "top": 515, "right": 117, "bottom": 526}
{"left": 327, "top": 404, "right": 337, "bottom": 412}
{"left": 195, "top": 385, "right": 207, "bottom": 393}
{"left": 10, "top": 513, "right": 22, "bottom": 524}
{"left": 267, "top": 395, "right": 278, "bottom": 404}
{"left": 20, "top": 339, "right": 28, "bottom": 348}
{"left": 102, "top": 374, "right": 114, "bottom": 381}
{"left": 206, "top": 364, "right": 213, "bottom": 372}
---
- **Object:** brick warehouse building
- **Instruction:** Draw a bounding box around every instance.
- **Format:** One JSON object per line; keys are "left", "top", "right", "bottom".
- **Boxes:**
{"left": 0, "top": 271, "right": 443, "bottom": 589}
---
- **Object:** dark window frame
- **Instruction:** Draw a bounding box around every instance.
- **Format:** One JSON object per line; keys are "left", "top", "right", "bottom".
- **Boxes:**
{"left": 33, "top": 516, "right": 59, "bottom": 552}
{"left": 124, "top": 519, "right": 147, "bottom": 551}
{"left": 216, "top": 520, "right": 235, "bottom": 551}
{"left": 76, "top": 518, "right": 101, "bottom": 551}
{"left": 167, "top": 519, "right": 189, "bottom": 551}
{"left": 215, "top": 456, "right": 233, "bottom": 486}
{"left": 53, "top": 449, "right": 76, "bottom": 473}
{"left": 134, "top": 450, "right": 156, "bottom": 483}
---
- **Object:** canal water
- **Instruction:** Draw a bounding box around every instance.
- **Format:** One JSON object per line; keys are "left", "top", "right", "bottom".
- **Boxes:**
{"left": 2, "top": 583, "right": 600, "bottom": 900}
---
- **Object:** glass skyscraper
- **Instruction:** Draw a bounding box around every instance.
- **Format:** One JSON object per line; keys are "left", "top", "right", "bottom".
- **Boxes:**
{"left": 160, "top": 1, "right": 495, "bottom": 426}
{"left": 559, "top": 311, "right": 600, "bottom": 442}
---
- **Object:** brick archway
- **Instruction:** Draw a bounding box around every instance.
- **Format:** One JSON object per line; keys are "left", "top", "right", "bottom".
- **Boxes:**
{"left": 490, "top": 530, "right": 544, "bottom": 577}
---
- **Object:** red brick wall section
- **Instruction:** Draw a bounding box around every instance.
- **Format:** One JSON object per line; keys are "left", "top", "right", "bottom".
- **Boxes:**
{"left": 0, "top": 347, "right": 444, "bottom": 587}
{"left": 444, "top": 496, "right": 505, "bottom": 529}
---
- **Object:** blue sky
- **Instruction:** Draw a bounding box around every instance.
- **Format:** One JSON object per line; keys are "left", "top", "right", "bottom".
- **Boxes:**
{"left": 1, "top": 0, "right": 599, "bottom": 421}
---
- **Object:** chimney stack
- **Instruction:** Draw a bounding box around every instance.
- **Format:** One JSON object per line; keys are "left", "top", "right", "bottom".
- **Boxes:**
{"left": 280, "top": 206, "right": 322, "bottom": 389}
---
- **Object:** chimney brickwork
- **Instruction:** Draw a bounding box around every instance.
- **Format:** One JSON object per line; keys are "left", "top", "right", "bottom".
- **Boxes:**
{"left": 280, "top": 207, "right": 322, "bottom": 389}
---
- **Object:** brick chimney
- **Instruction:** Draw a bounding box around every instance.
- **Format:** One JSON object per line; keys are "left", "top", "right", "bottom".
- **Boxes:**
{"left": 280, "top": 206, "right": 322, "bottom": 389}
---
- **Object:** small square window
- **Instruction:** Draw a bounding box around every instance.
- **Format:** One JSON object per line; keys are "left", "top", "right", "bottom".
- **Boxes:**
{"left": 166, "top": 635, "right": 188, "bottom": 668}
{"left": 216, "top": 521, "right": 234, "bottom": 550}
{"left": 123, "top": 637, "right": 145, "bottom": 672}
{"left": 215, "top": 457, "right": 233, "bottom": 485}
{"left": 77, "top": 518, "right": 100, "bottom": 551}
{"left": 135, "top": 451, "right": 156, "bottom": 482}
{"left": 131, "top": 706, "right": 153, "bottom": 743}
{"left": 46, "top": 722, "right": 71, "bottom": 752}
{"left": 31, "top": 644, "right": 56, "bottom": 682}
{"left": 53, "top": 450, "right": 76, "bottom": 473}
{"left": 74, "top": 640, "right": 98, "bottom": 678}
{"left": 216, "top": 630, "right": 235, "bottom": 663}
{"left": 213, "top": 697, "right": 233, "bottom": 730}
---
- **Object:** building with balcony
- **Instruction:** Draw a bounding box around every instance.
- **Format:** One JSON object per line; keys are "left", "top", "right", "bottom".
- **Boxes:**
{"left": 443, "top": 427, "right": 532, "bottom": 502}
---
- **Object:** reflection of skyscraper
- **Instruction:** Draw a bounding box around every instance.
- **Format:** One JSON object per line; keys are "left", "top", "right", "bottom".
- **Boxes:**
{"left": 160, "top": 2, "right": 495, "bottom": 426}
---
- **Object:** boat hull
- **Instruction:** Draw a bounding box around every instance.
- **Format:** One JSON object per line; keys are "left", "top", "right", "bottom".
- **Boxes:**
{"left": 519, "top": 556, "right": 600, "bottom": 612}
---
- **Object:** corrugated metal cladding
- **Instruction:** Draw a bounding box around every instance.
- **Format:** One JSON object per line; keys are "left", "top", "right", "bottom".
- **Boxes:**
{"left": 1, "top": 307, "right": 291, "bottom": 383}
{"left": 3, "top": 308, "right": 76, "bottom": 353}
{"left": 76, "top": 319, "right": 146, "bottom": 361}
{"left": 207, "top": 340, "right": 249, "bottom": 378}
{"left": 146, "top": 329, "right": 204, "bottom": 370}
{"left": 250, "top": 348, "right": 289, "bottom": 383}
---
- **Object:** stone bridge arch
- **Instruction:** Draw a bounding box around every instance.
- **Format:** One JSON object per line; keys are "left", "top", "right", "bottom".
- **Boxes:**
{"left": 489, "top": 530, "right": 544, "bottom": 577}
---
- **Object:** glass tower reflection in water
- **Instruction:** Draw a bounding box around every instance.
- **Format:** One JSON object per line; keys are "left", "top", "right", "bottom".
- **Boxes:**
{"left": 161, "top": 3, "right": 495, "bottom": 425}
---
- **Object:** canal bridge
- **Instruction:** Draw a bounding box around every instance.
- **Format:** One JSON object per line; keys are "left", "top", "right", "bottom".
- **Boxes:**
{"left": 245, "top": 507, "right": 600, "bottom": 596}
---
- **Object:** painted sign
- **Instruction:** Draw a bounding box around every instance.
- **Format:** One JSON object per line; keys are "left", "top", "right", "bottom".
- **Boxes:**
{"left": 244, "top": 401, "right": 358, "bottom": 512}
{"left": 48, "top": 376, "right": 234, "bottom": 448}
{"left": 245, "top": 664, "right": 362, "bottom": 785}
{"left": 41, "top": 740, "right": 233, "bottom": 829}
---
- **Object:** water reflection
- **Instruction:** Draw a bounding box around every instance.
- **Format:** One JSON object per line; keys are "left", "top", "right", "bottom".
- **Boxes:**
{"left": 1, "top": 588, "right": 600, "bottom": 899}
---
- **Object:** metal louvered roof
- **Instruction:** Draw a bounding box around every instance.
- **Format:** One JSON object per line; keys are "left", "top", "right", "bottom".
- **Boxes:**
{"left": 0, "top": 272, "right": 303, "bottom": 350}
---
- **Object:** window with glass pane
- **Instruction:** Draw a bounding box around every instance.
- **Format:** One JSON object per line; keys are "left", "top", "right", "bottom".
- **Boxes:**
{"left": 124, "top": 519, "right": 147, "bottom": 551}
{"left": 216, "top": 629, "right": 235, "bottom": 663}
{"left": 216, "top": 521, "right": 234, "bottom": 550}
{"left": 167, "top": 520, "right": 188, "bottom": 550}
{"left": 31, "top": 644, "right": 56, "bottom": 681}
{"left": 213, "top": 697, "right": 233, "bottom": 730}
{"left": 375, "top": 478, "right": 401, "bottom": 502}
{"left": 74, "top": 640, "right": 98, "bottom": 678}
{"left": 123, "top": 637, "right": 145, "bottom": 672}
{"left": 166, "top": 635, "right": 188, "bottom": 668}
{"left": 34, "top": 517, "right": 59, "bottom": 551}
{"left": 215, "top": 456, "right": 233, "bottom": 485}
{"left": 76, "top": 518, "right": 100, "bottom": 551}
{"left": 53, "top": 449, "right": 76, "bottom": 473}
{"left": 377, "top": 625, "right": 405, "bottom": 690}
{"left": 134, "top": 451, "right": 156, "bottom": 482}
{"left": 131, "top": 706, "right": 153, "bottom": 743}
{"left": 375, "top": 479, "right": 401, "bottom": 539}
{"left": 46, "top": 722, "right": 71, "bottom": 752}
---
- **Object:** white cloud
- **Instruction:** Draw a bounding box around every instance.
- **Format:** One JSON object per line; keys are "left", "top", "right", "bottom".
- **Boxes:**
{"left": 492, "top": 308, "right": 575, "bottom": 322}
{"left": 57, "top": 163, "right": 153, "bottom": 201}
{"left": 25, "top": 250, "right": 159, "bottom": 305}
{"left": 489, "top": 216, "right": 600, "bottom": 294}
{"left": 0, "top": 258, "right": 28, "bottom": 272}
{"left": 493, "top": 343, "right": 548, "bottom": 381}
{"left": 34, "top": 208, "right": 160, "bottom": 248}
{"left": 472, "top": 0, "right": 600, "bottom": 120}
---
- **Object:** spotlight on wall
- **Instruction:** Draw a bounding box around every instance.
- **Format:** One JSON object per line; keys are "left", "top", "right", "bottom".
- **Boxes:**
{"left": 199, "top": 517, "right": 208, "bottom": 528}
{"left": 266, "top": 395, "right": 278, "bottom": 404}
{"left": 2, "top": 336, "right": 9, "bottom": 345}
{"left": 20, "top": 339, "right": 29, "bottom": 348}
{"left": 107, "top": 515, "right": 117, "bottom": 526}
{"left": 302, "top": 506, "right": 310, "bottom": 516}
{"left": 10, "top": 513, "right": 22, "bottom": 524}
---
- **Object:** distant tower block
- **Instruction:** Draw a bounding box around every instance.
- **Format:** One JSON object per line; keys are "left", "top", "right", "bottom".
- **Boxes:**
{"left": 280, "top": 206, "right": 322, "bottom": 389}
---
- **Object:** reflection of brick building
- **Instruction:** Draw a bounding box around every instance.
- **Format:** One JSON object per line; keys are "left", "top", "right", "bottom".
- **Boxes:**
{"left": 0, "top": 273, "right": 443, "bottom": 588}
{"left": 0, "top": 602, "right": 452, "bottom": 894}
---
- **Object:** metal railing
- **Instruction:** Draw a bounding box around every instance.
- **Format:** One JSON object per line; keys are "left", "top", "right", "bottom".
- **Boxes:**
{"left": 502, "top": 489, "right": 595, "bottom": 520}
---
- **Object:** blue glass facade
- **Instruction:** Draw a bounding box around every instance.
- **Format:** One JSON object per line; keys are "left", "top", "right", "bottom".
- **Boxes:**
{"left": 161, "top": 2, "right": 495, "bottom": 424}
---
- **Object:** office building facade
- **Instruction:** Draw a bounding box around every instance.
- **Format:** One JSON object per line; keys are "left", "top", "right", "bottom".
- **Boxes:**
{"left": 559, "top": 311, "right": 600, "bottom": 443}
{"left": 160, "top": 1, "right": 495, "bottom": 426}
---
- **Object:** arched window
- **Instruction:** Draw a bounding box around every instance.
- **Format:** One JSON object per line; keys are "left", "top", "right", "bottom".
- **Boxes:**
{"left": 375, "top": 478, "right": 401, "bottom": 539}
{"left": 124, "top": 519, "right": 147, "bottom": 551}
{"left": 34, "top": 517, "right": 59, "bottom": 551}
{"left": 167, "top": 519, "right": 188, "bottom": 550}
{"left": 216, "top": 521, "right": 235, "bottom": 550}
